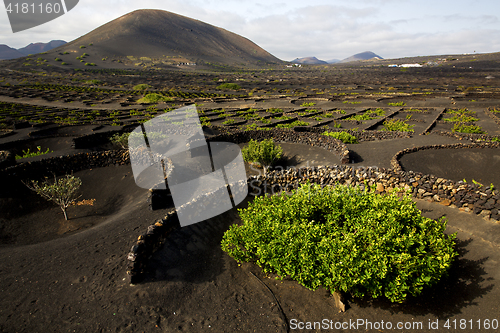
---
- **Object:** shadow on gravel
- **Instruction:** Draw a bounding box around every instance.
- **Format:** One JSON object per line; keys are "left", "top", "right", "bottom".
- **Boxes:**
{"left": 142, "top": 199, "right": 250, "bottom": 285}
{"left": 348, "top": 150, "right": 364, "bottom": 164}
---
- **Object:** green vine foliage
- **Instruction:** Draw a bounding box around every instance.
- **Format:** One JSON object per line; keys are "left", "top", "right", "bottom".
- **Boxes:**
{"left": 322, "top": 131, "right": 358, "bottom": 143}
{"left": 241, "top": 139, "right": 283, "bottom": 174}
{"left": 221, "top": 183, "right": 458, "bottom": 303}
{"left": 381, "top": 119, "right": 415, "bottom": 132}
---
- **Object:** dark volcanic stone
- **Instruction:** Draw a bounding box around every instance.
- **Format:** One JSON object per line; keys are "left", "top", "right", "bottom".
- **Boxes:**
{"left": 0, "top": 150, "right": 15, "bottom": 169}
{"left": 484, "top": 198, "right": 496, "bottom": 210}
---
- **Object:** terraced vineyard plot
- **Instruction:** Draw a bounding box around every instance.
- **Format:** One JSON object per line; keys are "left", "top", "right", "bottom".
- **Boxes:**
{"left": 0, "top": 84, "right": 231, "bottom": 106}
{"left": 433, "top": 108, "right": 488, "bottom": 134}
{"left": 0, "top": 102, "right": 173, "bottom": 127}
{"left": 343, "top": 108, "right": 386, "bottom": 122}
{"left": 372, "top": 110, "right": 436, "bottom": 134}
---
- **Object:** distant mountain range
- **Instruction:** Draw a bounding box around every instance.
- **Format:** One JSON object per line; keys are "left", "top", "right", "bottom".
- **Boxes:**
{"left": 291, "top": 51, "right": 382, "bottom": 64}
{"left": 0, "top": 40, "right": 66, "bottom": 60}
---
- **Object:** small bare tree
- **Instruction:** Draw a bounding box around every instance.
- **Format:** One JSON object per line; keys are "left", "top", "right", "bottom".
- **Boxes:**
{"left": 24, "top": 174, "right": 82, "bottom": 220}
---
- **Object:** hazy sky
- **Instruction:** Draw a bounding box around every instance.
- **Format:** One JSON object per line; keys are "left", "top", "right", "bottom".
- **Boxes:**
{"left": 1, "top": 0, "right": 500, "bottom": 60}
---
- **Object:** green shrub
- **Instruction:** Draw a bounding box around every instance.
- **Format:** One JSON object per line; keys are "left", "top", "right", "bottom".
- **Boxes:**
{"left": 54, "top": 58, "right": 62, "bottom": 61}
{"left": 223, "top": 119, "right": 235, "bottom": 125}
{"left": 388, "top": 101, "right": 406, "bottom": 107}
{"left": 110, "top": 131, "right": 168, "bottom": 149}
{"left": 137, "top": 93, "right": 173, "bottom": 104}
{"left": 110, "top": 132, "right": 130, "bottom": 149}
{"left": 366, "top": 108, "right": 386, "bottom": 117}
{"left": 452, "top": 123, "right": 485, "bottom": 134}
{"left": 221, "top": 183, "right": 458, "bottom": 303}
{"left": 275, "top": 120, "right": 309, "bottom": 129}
{"left": 79, "top": 45, "right": 86, "bottom": 49}
{"left": 61, "top": 62, "right": 68, "bottom": 65}
{"left": 300, "top": 102, "right": 316, "bottom": 107}
{"left": 242, "top": 139, "right": 283, "bottom": 174}
{"left": 15, "top": 146, "right": 52, "bottom": 159}
{"left": 133, "top": 84, "right": 151, "bottom": 91}
{"left": 242, "top": 113, "right": 259, "bottom": 120}
{"left": 85, "top": 79, "right": 101, "bottom": 85}
{"left": 381, "top": 119, "right": 415, "bottom": 132}
{"left": 216, "top": 83, "right": 241, "bottom": 90}
{"left": 322, "top": 131, "right": 358, "bottom": 143}
{"left": 346, "top": 109, "right": 384, "bottom": 121}
{"left": 443, "top": 115, "right": 479, "bottom": 123}
{"left": 267, "top": 108, "right": 283, "bottom": 113}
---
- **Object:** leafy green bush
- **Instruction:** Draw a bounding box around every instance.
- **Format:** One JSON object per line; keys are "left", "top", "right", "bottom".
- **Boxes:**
{"left": 346, "top": 109, "right": 384, "bottom": 121}
{"left": 133, "top": 84, "right": 151, "bottom": 91}
{"left": 300, "top": 102, "right": 316, "bottom": 107}
{"left": 110, "top": 133, "right": 130, "bottom": 149}
{"left": 366, "top": 108, "right": 386, "bottom": 117}
{"left": 242, "top": 113, "right": 259, "bottom": 120}
{"left": 274, "top": 115, "right": 292, "bottom": 120}
{"left": 322, "top": 131, "right": 358, "bottom": 143}
{"left": 216, "top": 83, "right": 241, "bottom": 90}
{"left": 452, "top": 123, "right": 485, "bottom": 134}
{"left": 110, "top": 131, "right": 169, "bottom": 149}
{"left": 242, "top": 139, "right": 283, "bottom": 174}
{"left": 15, "top": 146, "right": 52, "bottom": 159}
{"left": 275, "top": 120, "right": 309, "bottom": 129}
{"left": 137, "top": 93, "right": 173, "bottom": 104}
{"left": 221, "top": 183, "right": 458, "bottom": 303}
{"left": 388, "top": 101, "right": 406, "bottom": 107}
{"left": 444, "top": 115, "right": 479, "bottom": 123}
{"left": 381, "top": 119, "right": 415, "bottom": 132}
{"left": 267, "top": 108, "right": 283, "bottom": 113}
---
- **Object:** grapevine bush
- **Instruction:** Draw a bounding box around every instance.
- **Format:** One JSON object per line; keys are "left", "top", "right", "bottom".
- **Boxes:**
{"left": 242, "top": 139, "right": 283, "bottom": 174}
{"left": 322, "top": 131, "right": 358, "bottom": 143}
{"left": 221, "top": 183, "right": 457, "bottom": 303}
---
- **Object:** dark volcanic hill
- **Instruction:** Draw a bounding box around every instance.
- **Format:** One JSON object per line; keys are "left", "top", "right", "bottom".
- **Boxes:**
{"left": 17, "top": 40, "right": 67, "bottom": 55}
{"left": 54, "top": 9, "right": 282, "bottom": 67}
{"left": 291, "top": 57, "right": 328, "bottom": 65}
{"left": 341, "top": 51, "right": 383, "bottom": 63}
{"left": 0, "top": 45, "right": 24, "bottom": 60}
